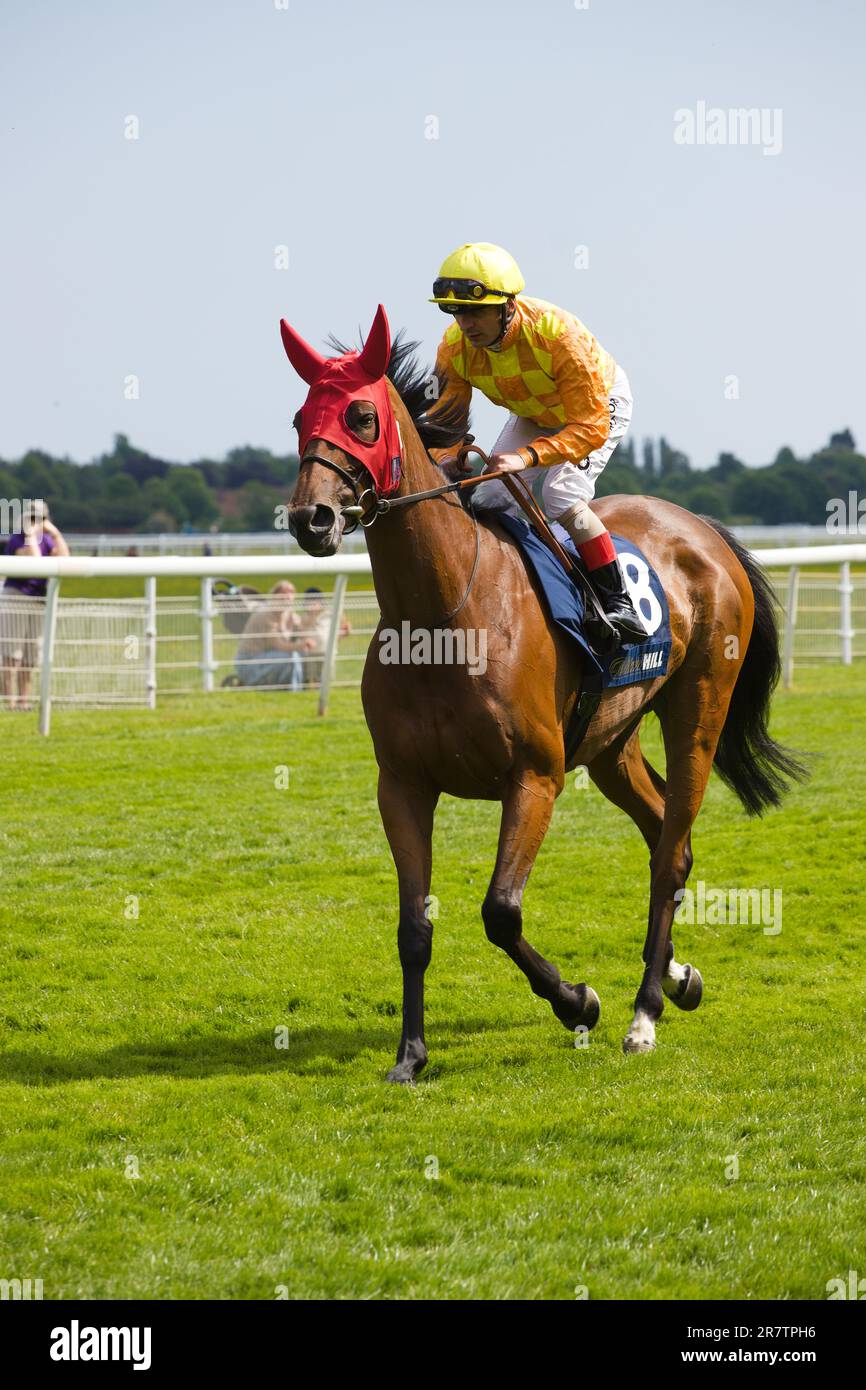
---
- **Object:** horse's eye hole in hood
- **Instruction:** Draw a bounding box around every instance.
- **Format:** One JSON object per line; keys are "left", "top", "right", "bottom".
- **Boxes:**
{"left": 345, "top": 401, "right": 379, "bottom": 441}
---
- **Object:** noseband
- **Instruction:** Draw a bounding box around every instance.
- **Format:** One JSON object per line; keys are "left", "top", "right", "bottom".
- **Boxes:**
{"left": 300, "top": 451, "right": 386, "bottom": 533}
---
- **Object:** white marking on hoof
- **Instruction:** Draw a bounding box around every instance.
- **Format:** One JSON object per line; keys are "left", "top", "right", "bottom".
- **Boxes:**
{"left": 662, "top": 958, "right": 688, "bottom": 999}
{"left": 623, "top": 1009, "right": 656, "bottom": 1054}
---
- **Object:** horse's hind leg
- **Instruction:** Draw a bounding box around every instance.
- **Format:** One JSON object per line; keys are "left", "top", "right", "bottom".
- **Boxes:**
{"left": 589, "top": 731, "right": 702, "bottom": 1021}
{"left": 483, "top": 771, "right": 600, "bottom": 1034}
{"left": 588, "top": 725, "right": 665, "bottom": 852}
{"left": 623, "top": 669, "right": 736, "bottom": 1053}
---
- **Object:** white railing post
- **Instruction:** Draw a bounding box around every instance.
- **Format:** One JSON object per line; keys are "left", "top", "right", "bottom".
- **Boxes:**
{"left": 145, "top": 576, "right": 157, "bottom": 709}
{"left": 318, "top": 575, "right": 348, "bottom": 717}
{"left": 38, "top": 578, "right": 61, "bottom": 736}
{"left": 839, "top": 560, "right": 853, "bottom": 666}
{"left": 200, "top": 577, "right": 215, "bottom": 692}
{"left": 782, "top": 565, "right": 799, "bottom": 690}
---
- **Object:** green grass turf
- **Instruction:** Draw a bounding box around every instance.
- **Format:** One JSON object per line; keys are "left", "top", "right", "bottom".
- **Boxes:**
{"left": 0, "top": 663, "right": 864, "bottom": 1300}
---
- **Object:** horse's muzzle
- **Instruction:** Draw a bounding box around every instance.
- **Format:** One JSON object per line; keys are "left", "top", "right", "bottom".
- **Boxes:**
{"left": 288, "top": 503, "right": 341, "bottom": 556}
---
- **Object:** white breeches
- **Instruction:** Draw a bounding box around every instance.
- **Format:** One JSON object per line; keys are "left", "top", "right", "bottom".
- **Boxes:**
{"left": 472, "top": 364, "right": 633, "bottom": 522}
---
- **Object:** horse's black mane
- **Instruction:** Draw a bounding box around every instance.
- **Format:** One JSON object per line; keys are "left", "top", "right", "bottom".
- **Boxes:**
{"left": 326, "top": 329, "right": 469, "bottom": 453}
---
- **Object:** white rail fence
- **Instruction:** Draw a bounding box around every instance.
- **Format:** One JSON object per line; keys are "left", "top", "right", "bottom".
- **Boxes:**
{"left": 52, "top": 530, "right": 370, "bottom": 556}
{"left": 7, "top": 523, "right": 843, "bottom": 557}
{"left": 0, "top": 548, "right": 863, "bottom": 735}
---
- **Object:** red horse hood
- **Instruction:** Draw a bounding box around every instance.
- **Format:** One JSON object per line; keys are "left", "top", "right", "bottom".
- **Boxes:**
{"left": 280, "top": 304, "right": 403, "bottom": 497}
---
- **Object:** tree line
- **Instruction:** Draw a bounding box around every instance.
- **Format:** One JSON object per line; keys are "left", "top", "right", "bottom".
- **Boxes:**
{"left": 596, "top": 429, "right": 863, "bottom": 525}
{"left": 0, "top": 429, "right": 862, "bottom": 533}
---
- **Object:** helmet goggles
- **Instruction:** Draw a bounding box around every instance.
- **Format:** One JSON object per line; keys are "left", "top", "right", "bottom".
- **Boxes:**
{"left": 431, "top": 276, "right": 511, "bottom": 311}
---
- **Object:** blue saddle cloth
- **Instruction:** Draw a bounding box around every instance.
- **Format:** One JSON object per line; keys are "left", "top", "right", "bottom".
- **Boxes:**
{"left": 495, "top": 513, "right": 672, "bottom": 692}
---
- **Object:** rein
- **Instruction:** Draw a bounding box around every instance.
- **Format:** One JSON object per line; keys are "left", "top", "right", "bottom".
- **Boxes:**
{"left": 300, "top": 444, "right": 487, "bottom": 625}
{"left": 301, "top": 443, "right": 514, "bottom": 530}
{"left": 298, "top": 440, "right": 611, "bottom": 636}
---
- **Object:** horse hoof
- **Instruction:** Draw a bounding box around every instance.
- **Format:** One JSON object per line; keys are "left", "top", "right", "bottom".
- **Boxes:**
{"left": 622, "top": 1009, "right": 656, "bottom": 1053}
{"left": 553, "top": 982, "right": 600, "bottom": 1032}
{"left": 386, "top": 1052, "right": 427, "bottom": 1085}
{"left": 386, "top": 1067, "right": 416, "bottom": 1085}
{"left": 578, "top": 985, "right": 601, "bottom": 1031}
{"left": 664, "top": 963, "right": 703, "bottom": 1012}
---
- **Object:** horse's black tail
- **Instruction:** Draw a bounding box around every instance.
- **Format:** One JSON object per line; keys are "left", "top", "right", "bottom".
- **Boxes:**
{"left": 701, "top": 518, "right": 808, "bottom": 817}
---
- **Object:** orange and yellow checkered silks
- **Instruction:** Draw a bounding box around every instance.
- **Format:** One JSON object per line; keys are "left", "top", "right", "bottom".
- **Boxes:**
{"left": 429, "top": 295, "right": 618, "bottom": 468}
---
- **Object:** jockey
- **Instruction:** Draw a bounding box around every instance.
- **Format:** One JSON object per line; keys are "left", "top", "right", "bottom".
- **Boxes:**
{"left": 428, "top": 242, "right": 648, "bottom": 645}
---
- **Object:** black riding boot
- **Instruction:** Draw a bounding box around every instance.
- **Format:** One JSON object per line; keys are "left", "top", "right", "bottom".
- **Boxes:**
{"left": 588, "top": 558, "right": 649, "bottom": 646}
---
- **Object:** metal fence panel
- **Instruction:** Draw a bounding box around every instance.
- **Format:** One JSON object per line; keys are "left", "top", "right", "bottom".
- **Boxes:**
{"left": 2, "top": 571, "right": 863, "bottom": 719}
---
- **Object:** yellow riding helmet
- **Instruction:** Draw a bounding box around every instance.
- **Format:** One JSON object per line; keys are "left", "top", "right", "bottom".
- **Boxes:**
{"left": 430, "top": 242, "right": 525, "bottom": 307}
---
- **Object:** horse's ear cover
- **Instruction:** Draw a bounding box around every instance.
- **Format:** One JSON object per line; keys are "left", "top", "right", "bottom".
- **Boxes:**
{"left": 280, "top": 319, "right": 327, "bottom": 385}
{"left": 356, "top": 304, "right": 391, "bottom": 381}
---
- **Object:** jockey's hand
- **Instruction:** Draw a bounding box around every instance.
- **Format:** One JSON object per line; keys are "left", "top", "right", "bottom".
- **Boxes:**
{"left": 488, "top": 452, "right": 527, "bottom": 475}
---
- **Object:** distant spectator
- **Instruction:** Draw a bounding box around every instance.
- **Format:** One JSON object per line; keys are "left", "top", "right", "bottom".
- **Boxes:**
{"left": 1, "top": 501, "right": 69, "bottom": 711}
{"left": 296, "top": 586, "right": 352, "bottom": 685}
{"left": 234, "top": 581, "right": 313, "bottom": 690}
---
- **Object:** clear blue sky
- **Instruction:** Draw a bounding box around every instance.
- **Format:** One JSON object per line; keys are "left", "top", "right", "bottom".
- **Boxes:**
{"left": 2, "top": 0, "right": 864, "bottom": 470}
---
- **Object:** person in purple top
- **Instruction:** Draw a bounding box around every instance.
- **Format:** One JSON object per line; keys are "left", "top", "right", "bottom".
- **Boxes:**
{"left": 1, "top": 500, "right": 69, "bottom": 710}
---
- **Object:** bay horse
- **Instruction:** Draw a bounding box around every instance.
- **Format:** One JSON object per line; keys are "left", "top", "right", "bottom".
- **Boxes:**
{"left": 283, "top": 306, "right": 804, "bottom": 1082}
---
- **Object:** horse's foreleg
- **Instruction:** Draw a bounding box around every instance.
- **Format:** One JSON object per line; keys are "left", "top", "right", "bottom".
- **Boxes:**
{"left": 377, "top": 768, "right": 438, "bottom": 1084}
{"left": 483, "top": 772, "right": 600, "bottom": 1033}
